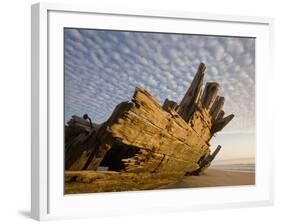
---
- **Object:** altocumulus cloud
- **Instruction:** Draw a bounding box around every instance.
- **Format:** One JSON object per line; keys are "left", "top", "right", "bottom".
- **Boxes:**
{"left": 64, "top": 29, "right": 255, "bottom": 133}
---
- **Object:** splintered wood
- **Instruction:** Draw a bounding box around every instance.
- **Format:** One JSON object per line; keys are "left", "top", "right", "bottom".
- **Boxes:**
{"left": 64, "top": 63, "right": 234, "bottom": 193}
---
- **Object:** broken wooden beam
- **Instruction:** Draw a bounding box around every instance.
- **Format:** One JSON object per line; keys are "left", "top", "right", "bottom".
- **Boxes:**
{"left": 216, "top": 110, "right": 225, "bottom": 121}
{"left": 209, "top": 145, "right": 221, "bottom": 161}
{"left": 201, "top": 82, "right": 220, "bottom": 111}
{"left": 178, "top": 63, "right": 205, "bottom": 122}
{"left": 211, "top": 114, "right": 234, "bottom": 134}
{"left": 162, "top": 98, "right": 179, "bottom": 111}
{"left": 210, "top": 96, "right": 225, "bottom": 121}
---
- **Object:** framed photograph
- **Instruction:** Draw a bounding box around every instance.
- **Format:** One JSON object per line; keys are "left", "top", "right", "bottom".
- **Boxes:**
{"left": 31, "top": 2, "right": 274, "bottom": 221}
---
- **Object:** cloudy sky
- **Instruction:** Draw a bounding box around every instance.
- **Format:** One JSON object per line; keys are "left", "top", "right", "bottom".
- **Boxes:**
{"left": 64, "top": 28, "right": 255, "bottom": 161}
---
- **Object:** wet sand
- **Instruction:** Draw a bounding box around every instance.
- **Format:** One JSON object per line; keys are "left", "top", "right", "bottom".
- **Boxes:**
{"left": 161, "top": 169, "right": 255, "bottom": 189}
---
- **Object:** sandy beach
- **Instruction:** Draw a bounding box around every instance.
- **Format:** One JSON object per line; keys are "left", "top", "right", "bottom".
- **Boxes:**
{"left": 65, "top": 168, "right": 255, "bottom": 194}
{"left": 161, "top": 169, "right": 255, "bottom": 189}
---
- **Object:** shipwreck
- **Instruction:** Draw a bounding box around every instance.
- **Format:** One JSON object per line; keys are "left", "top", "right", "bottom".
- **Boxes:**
{"left": 64, "top": 63, "right": 234, "bottom": 194}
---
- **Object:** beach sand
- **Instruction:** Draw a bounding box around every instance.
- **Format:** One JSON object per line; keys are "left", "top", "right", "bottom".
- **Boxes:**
{"left": 65, "top": 169, "right": 255, "bottom": 194}
{"left": 161, "top": 169, "right": 255, "bottom": 189}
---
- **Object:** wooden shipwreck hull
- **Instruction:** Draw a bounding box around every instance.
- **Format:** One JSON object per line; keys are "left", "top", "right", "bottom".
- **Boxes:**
{"left": 65, "top": 63, "right": 234, "bottom": 194}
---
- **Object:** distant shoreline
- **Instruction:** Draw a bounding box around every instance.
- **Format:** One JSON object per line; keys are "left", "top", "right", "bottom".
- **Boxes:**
{"left": 161, "top": 169, "right": 255, "bottom": 189}
{"left": 210, "top": 163, "right": 255, "bottom": 173}
{"left": 210, "top": 169, "right": 255, "bottom": 173}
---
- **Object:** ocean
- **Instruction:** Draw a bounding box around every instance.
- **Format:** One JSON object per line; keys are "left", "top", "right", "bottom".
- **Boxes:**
{"left": 210, "top": 163, "right": 255, "bottom": 173}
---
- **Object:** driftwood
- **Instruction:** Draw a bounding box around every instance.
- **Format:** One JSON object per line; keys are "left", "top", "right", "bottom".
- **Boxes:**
{"left": 64, "top": 63, "right": 234, "bottom": 193}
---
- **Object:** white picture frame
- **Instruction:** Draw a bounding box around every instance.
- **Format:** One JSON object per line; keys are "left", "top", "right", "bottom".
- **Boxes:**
{"left": 31, "top": 2, "right": 274, "bottom": 221}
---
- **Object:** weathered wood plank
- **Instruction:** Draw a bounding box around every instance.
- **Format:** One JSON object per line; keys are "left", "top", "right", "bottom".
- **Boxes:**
{"left": 216, "top": 110, "right": 225, "bottom": 121}
{"left": 65, "top": 133, "right": 89, "bottom": 170}
{"left": 189, "top": 109, "right": 211, "bottom": 142}
{"left": 85, "top": 142, "right": 113, "bottom": 170}
{"left": 68, "top": 149, "right": 92, "bottom": 170}
{"left": 178, "top": 63, "right": 205, "bottom": 122}
{"left": 109, "top": 112, "right": 208, "bottom": 162}
{"left": 130, "top": 88, "right": 210, "bottom": 148}
{"left": 211, "top": 114, "right": 234, "bottom": 134}
{"left": 122, "top": 148, "right": 200, "bottom": 174}
{"left": 162, "top": 98, "right": 179, "bottom": 111}
{"left": 65, "top": 170, "right": 182, "bottom": 194}
{"left": 201, "top": 82, "right": 220, "bottom": 111}
{"left": 210, "top": 96, "right": 225, "bottom": 121}
{"left": 108, "top": 89, "right": 211, "bottom": 164}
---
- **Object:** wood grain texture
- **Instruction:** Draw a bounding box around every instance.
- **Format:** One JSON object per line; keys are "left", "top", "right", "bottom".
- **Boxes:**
{"left": 64, "top": 63, "right": 234, "bottom": 193}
